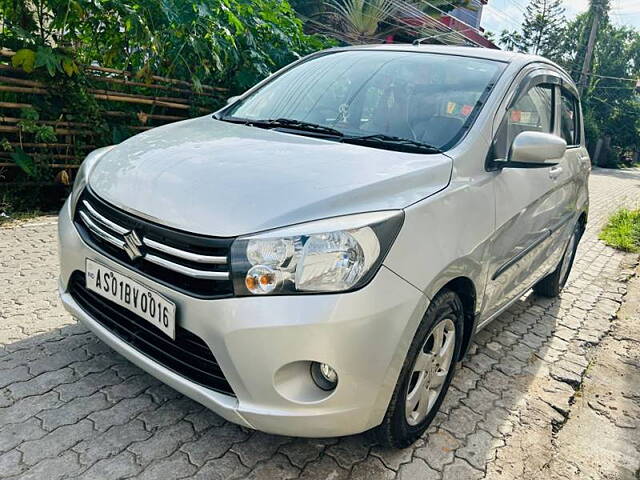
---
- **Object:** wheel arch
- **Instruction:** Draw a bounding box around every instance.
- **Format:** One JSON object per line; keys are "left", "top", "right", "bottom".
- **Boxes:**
{"left": 436, "top": 276, "right": 477, "bottom": 361}
{"left": 578, "top": 210, "right": 588, "bottom": 236}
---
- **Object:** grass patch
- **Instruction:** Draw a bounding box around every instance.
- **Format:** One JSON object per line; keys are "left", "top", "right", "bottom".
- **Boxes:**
{"left": 0, "top": 183, "right": 69, "bottom": 227}
{"left": 599, "top": 208, "right": 640, "bottom": 252}
{"left": 0, "top": 210, "right": 46, "bottom": 227}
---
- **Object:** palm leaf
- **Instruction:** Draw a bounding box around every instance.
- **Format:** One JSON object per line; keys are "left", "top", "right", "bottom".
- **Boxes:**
{"left": 329, "top": 0, "right": 396, "bottom": 40}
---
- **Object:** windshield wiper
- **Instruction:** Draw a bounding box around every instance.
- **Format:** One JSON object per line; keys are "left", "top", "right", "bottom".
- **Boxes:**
{"left": 342, "top": 134, "right": 442, "bottom": 154}
{"left": 217, "top": 116, "right": 443, "bottom": 152}
{"left": 252, "top": 118, "right": 345, "bottom": 137}
{"left": 220, "top": 116, "right": 344, "bottom": 138}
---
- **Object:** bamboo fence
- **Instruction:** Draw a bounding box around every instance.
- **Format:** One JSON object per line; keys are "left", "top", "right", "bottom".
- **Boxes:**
{"left": 0, "top": 48, "right": 227, "bottom": 185}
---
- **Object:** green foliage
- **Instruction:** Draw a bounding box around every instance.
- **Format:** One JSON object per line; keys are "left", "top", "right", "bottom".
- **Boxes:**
{"left": 1, "top": 0, "right": 333, "bottom": 92}
{"left": 562, "top": 0, "right": 610, "bottom": 75}
{"left": 0, "top": 209, "right": 45, "bottom": 227}
{"left": 562, "top": 13, "right": 640, "bottom": 160}
{"left": 0, "top": 0, "right": 333, "bottom": 203}
{"left": 9, "top": 148, "right": 36, "bottom": 177}
{"left": 500, "top": 0, "right": 566, "bottom": 62}
{"left": 17, "top": 108, "right": 57, "bottom": 144}
{"left": 599, "top": 208, "right": 640, "bottom": 252}
{"left": 2, "top": 109, "right": 57, "bottom": 179}
{"left": 498, "top": 0, "right": 640, "bottom": 165}
{"left": 289, "top": 0, "right": 327, "bottom": 19}
{"left": 10, "top": 46, "right": 78, "bottom": 77}
{"left": 5, "top": 109, "right": 55, "bottom": 179}
{"left": 35, "top": 47, "right": 59, "bottom": 76}
{"left": 19, "top": 107, "right": 38, "bottom": 121}
{"left": 290, "top": 0, "right": 471, "bottom": 42}
{"left": 61, "top": 57, "right": 79, "bottom": 76}
{"left": 0, "top": 183, "right": 68, "bottom": 220}
{"left": 11, "top": 48, "right": 36, "bottom": 72}
{"left": 329, "top": 0, "right": 395, "bottom": 40}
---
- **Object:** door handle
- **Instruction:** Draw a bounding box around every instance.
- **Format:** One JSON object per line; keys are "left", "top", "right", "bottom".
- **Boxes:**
{"left": 549, "top": 166, "right": 563, "bottom": 180}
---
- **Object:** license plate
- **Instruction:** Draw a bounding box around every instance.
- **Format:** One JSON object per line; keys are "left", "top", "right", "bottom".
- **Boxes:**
{"left": 85, "top": 259, "right": 176, "bottom": 340}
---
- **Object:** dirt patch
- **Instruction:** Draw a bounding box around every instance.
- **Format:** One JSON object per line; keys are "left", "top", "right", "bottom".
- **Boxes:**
{"left": 549, "top": 261, "right": 640, "bottom": 479}
{"left": 487, "top": 260, "right": 640, "bottom": 480}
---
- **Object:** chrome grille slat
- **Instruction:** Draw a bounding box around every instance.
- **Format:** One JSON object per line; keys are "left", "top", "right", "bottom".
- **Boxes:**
{"left": 143, "top": 238, "right": 227, "bottom": 264}
{"left": 75, "top": 191, "right": 234, "bottom": 298}
{"left": 79, "top": 211, "right": 126, "bottom": 250}
{"left": 82, "top": 200, "right": 130, "bottom": 235}
{"left": 145, "top": 254, "right": 230, "bottom": 280}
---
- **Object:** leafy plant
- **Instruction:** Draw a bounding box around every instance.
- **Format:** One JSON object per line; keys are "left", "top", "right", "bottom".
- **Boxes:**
{"left": 11, "top": 48, "right": 36, "bottom": 72}
{"left": 16, "top": 109, "right": 57, "bottom": 144}
{"left": 0, "top": 0, "right": 334, "bottom": 213}
{"left": 329, "top": 0, "right": 395, "bottom": 40}
{"left": 2, "top": 0, "right": 332, "bottom": 91}
{"left": 10, "top": 46, "right": 79, "bottom": 77}
{"left": 0, "top": 138, "right": 12, "bottom": 152}
{"left": 9, "top": 149, "right": 36, "bottom": 177}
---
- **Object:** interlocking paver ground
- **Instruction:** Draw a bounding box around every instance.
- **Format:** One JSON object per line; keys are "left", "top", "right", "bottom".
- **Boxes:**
{"left": 1, "top": 167, "right": 639, "bottom": 479}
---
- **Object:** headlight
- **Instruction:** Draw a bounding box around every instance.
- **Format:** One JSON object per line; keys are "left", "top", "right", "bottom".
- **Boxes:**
{"left": 230, "top": 210, "right": 404, "bottom": 295}
{"left": 70, "top": 146, "right": 114, "bottom": 213}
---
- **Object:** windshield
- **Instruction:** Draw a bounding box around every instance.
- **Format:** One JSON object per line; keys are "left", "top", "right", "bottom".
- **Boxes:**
{"left": 222, "top": 50, "right": 505, "bottom": 150}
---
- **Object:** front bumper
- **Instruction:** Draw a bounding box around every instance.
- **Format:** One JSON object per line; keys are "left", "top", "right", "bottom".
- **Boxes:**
{"left": 58, "top": 198, "right": 428, "bottom": 437}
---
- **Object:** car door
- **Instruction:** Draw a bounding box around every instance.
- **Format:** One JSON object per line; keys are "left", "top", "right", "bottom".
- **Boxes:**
{"left": 539, "top": 85, "right": 589, "bottom": 275}
{"left": 558, "top": 85, "right": 591, "bottom": 217}
{"left": 481, "top": 70, "right": 571, "bottom": 320}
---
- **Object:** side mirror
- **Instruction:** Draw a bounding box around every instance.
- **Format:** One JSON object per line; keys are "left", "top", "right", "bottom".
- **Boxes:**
{"left": 507, "top": 131, "right": 566, "bottom": 167}
{"left": 226, "top": 95, "right": 241, "bottom": 105}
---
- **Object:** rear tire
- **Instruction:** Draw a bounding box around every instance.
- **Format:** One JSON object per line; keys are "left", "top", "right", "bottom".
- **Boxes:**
{"left": 372, "top": 289, "right": 464, "bottom": 448}
{"left": 533, "top": 221, "right": 582, "bottom": 298}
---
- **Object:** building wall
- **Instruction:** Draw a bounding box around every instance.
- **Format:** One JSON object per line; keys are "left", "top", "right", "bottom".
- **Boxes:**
{"left": 449, "top": 0, "right": 485, "bottom": 29}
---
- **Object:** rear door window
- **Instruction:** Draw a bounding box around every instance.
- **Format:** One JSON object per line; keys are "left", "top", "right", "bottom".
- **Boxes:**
{"left": 560, "top": 91, "right": 580, "bottom": 146}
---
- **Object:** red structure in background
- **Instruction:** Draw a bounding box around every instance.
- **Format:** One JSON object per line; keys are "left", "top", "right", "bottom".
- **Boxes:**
{"left": 390, "top": 0, "right": 499, "bottom": 49}
{"left": 439, "top": 14, "right": 498, "bottom": 49}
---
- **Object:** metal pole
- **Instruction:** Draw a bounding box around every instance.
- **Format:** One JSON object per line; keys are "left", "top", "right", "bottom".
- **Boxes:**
{"left": 578, "top": 2, "right": 603, "bottom": 96}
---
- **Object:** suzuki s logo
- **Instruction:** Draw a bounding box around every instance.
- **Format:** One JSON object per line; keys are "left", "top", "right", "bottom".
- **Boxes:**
{"left": 123, "top": 230, "right": 143, "bottom": 261}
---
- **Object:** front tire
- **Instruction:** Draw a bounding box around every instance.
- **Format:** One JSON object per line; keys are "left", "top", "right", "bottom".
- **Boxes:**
{"left": 533, "top": 221, "right": 582, "bottom": 298}
{"left": 372, "top": 289, "right": 464, "bottom": 448}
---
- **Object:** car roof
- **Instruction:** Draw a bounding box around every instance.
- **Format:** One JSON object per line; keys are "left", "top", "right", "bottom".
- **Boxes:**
{"left": 328, "top": 44, "right": 573, "bottom": 83}
{"left": 332, "top": 44, "right": 549, "bottom": 65}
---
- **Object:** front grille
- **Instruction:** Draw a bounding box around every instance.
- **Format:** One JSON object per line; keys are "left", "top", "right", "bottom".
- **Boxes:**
{"left": 69, "top": 272, "right": 235, "bottom": 396}
{"left": 74, "top": 189, "right": 234, "bottom": 298}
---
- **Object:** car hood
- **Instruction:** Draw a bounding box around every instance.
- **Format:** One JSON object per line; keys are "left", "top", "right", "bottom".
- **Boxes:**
{"left": 89, "top": 116, "right": 453, "bottom": 237}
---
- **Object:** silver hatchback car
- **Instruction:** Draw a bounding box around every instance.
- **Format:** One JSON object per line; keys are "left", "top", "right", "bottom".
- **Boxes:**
{"left": 58, "top": 45, "right": 590, "bottom": 447}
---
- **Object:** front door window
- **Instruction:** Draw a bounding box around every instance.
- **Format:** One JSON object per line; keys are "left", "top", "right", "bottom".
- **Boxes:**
{"left": 493, "top": 84, "right": 554, "bottom": 159}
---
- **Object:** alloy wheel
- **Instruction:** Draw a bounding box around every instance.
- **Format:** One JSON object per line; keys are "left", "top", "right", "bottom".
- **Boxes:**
{"left": 405, "top": 318, "right": 456, "bottom": 426}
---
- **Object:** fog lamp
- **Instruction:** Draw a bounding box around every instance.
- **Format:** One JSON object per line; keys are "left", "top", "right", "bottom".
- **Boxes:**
{"left": 311, "top": 362, "right": 338, "bottom": 391}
